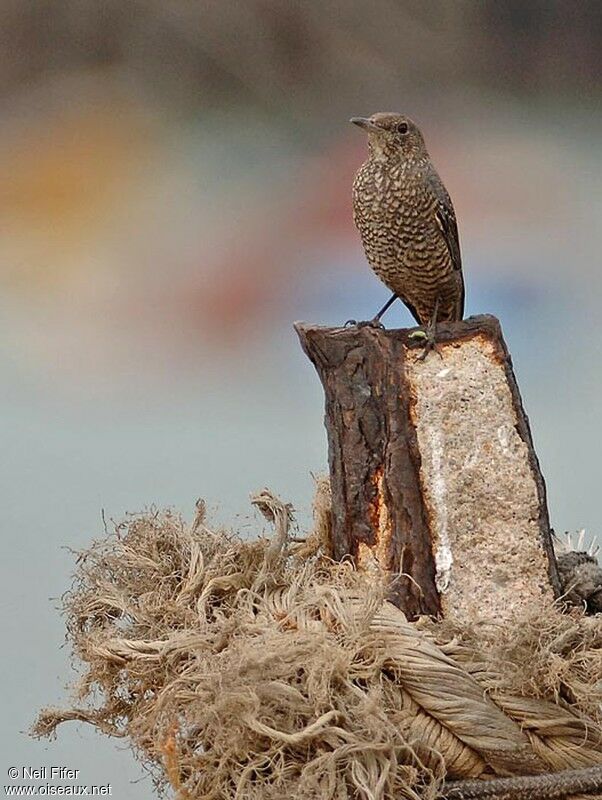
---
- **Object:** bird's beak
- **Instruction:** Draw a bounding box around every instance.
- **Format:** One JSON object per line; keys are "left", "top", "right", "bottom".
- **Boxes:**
{"left": 350, "top": 117, "right": 380, "bottom": 132}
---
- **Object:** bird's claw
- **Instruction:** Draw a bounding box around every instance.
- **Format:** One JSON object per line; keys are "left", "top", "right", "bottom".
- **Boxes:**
{"left": 344, "top": 318, "right": 385, "bottom": 330}
{"left": 416, "top": 337, "right": 443, "bottom": 361}
{"left": 408, "top": 328, "right": 442, "bottom": 361}
{"left": 417, "top": 340, "right": 436, "bottom": 361}
{"left": 363, "top": 318, "right": 385, "bottom": 330}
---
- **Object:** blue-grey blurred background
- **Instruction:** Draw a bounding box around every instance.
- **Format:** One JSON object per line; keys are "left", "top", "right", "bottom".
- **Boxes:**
{"left": 2, "top": 1, "right": 601, "bottom": 795}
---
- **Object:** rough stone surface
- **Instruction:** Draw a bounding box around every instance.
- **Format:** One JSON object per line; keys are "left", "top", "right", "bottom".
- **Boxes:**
{"left": 406, "top": 334, "right": 555, "bottom": 624}
{"left": 296, "top": 316, "right": 560, "bottom": 623}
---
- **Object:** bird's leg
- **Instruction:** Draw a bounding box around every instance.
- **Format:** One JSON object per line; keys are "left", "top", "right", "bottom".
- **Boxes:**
{"left": 410, "top": 297, "right": 442, "bottom": 361}
{"left": 344, "top": 292, "right": 398, "bottom": 328}
{"left": 371, "top": 292, "right": 399, "bottom": 324}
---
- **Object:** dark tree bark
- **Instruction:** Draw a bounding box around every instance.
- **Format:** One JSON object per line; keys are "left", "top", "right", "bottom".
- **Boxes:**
{"left": 295, "top": 315, "right": 560, "bottom": 621}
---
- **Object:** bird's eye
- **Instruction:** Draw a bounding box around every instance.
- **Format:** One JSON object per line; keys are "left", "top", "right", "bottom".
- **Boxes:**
{"left": 397, "top": 122, "right": 409, "bottom": 135}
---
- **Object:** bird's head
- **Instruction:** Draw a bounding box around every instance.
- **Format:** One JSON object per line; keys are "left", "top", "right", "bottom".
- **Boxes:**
{"left": 350, "top": 113, "right": 427, "bottom": 161}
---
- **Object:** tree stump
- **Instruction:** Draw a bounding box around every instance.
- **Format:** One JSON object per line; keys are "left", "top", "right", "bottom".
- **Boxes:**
{"left": 295, "top": 315, "right": 561, "bottom": 623}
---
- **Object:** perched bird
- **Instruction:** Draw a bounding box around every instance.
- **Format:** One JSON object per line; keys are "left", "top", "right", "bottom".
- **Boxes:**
{"left": 350, "top": 112, "right": 464, "bottom": 347}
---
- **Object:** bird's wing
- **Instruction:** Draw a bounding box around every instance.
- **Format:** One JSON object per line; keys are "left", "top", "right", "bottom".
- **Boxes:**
{"left": 430, "top": 175, "right": 465, "bottom": 318}
{"left": 433, "top": 187, "right": 462, "bottom": 273}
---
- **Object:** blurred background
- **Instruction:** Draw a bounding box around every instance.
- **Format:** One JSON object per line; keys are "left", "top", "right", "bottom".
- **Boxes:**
{"left": 2, "top": 1, "right": 601, "bottom": 795}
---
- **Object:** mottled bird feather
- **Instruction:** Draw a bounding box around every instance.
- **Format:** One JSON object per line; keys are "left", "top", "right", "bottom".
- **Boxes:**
{"left": 352, "top": 113, "right": 465, "bottom": 326}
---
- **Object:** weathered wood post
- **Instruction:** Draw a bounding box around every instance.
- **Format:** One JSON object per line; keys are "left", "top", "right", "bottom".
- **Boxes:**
{"left": 296, "top": 314, "right": 561, "bottom": 623}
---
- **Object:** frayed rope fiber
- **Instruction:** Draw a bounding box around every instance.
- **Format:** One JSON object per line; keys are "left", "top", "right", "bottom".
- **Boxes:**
{"left": 33, "top": 485, "right": 602, "bottom": 799}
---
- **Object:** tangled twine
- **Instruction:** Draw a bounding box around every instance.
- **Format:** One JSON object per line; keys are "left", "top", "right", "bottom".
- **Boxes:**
{"left": 33, "top": 485, "right": 602, "bottom": 799}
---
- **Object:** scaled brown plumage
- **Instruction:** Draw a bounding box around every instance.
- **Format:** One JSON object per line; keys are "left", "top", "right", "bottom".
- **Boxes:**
{"left": 351, "top": 112, "right": 464, "bottom": 329}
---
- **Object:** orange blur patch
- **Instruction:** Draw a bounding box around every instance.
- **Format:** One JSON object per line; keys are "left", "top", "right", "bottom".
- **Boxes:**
{"left": 0, "top": 103, "right": 156, "bottom": 288}
{"left": 357, "top": 465, "right": 393, "bottom": 576}
{"left": 1, "top": 107, "right": 148, "bottom": 220}
{"left": 367, "top": 464, "right": 385, "bottom": 534}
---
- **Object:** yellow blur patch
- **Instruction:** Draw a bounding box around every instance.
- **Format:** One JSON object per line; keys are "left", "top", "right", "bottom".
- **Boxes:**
{"left": 0, "top": 104, "right": 155, "bottom": 289}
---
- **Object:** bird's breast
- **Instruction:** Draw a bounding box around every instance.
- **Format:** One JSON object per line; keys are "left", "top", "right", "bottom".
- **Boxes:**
{"left": 353, "top": 161, "right": 427, "bottom": 232}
